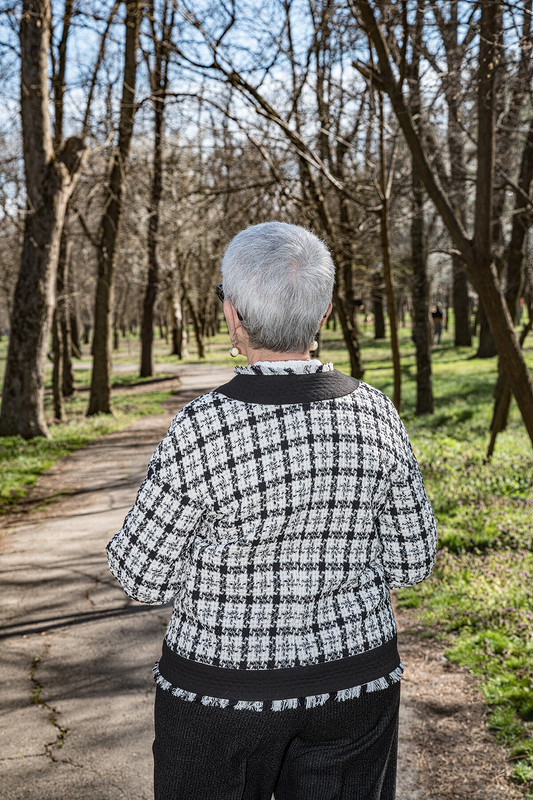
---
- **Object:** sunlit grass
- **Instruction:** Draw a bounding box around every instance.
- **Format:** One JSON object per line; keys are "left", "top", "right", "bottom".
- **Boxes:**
{"left": 0, "top": 389, "right": 170, "bottom": 514}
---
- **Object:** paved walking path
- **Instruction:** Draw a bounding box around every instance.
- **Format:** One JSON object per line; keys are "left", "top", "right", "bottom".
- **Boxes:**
{"left": 0, "top": 364, "right": 521, "bottom": 799}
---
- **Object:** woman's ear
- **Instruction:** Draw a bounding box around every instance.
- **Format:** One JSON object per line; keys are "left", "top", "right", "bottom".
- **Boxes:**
{"left": 223, "top": 299, "right": 241, "bottom": 339}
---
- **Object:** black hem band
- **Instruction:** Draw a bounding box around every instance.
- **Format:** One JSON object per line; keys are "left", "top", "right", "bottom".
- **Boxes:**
{"left": 158, "top": 635, "right": 400, "bottom": 701}
{"left": 214, "top": 370, "right": 360, "bottom": 405}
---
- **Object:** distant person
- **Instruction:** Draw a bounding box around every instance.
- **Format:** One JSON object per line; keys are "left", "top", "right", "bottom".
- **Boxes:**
{"left": 432, "top": 303, "right": 444, "bottom": 344}
{"left": 107, "top": 222, "right": 437, "bottom": 800}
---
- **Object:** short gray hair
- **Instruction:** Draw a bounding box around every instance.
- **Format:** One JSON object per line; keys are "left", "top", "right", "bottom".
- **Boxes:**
{"left": 221, "top": 222, "right": 335, "bottom": 353}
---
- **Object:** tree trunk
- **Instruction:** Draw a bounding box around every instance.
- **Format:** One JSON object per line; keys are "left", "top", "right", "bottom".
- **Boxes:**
{"left": 380, "top": 198, "right": 401, "bottom": 410}
{"left": 409, "top": 3, "right": 433, "bottom": 415}
{"left": 440, "top": 3, "right": 472, "bottom": 348}
{"left": 52, "top": 309, "right": 65, "bottom": 421}
{"left": 57, "top": 222, "right": 75, "bottom": 397}
{"left": 452, "top": 256, "right": 471, "bottom": 346}
{"left": 333, "top": 287, "right": 364, "bottom": 378}
{"left": 504, "top": 117, "right": 533, "bottom": 322}
{"left": 488, "top": 311, "right": 533, "bottom": 458}
{"left": 140, "top": 11, "right": 169, "bottom": 377}
{"left": 489, "top": 117, "right": 533, "bottom": 436}
{"left": 183, "top": 288, "right": 205, "bottom": 359}
{"left": 88, "top": 0, "right": 141, "bottom": 416}
{"left": 372, "top": 272, "right": 386, "bottom": 339}
{"left": 476, "top": 302, "right": 498, "bottom": 358}
{"left": 411, "top": 164, "right": 433, "bottom": 414}
{"left": 168, "top": 294, "right": 187, "bottom": 358}
{"left": 70, "top": 270, "right": 81, "bottom": 356}
{"left": 0, "top": 0, "right": 85, "bottom": 438}
{"left": 379, "top": 93, "right": 401, "bottom": 411}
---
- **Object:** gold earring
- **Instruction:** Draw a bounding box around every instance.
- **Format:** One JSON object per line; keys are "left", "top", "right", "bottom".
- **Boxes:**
{"left": 310, "top": 339, "right": 319, "bottom": 352}
{"left": 229, "top": 340, "right": 240, "bottom": 358}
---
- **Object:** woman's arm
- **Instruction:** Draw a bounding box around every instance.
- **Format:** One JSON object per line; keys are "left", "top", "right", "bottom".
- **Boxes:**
{"left": 106, "top": 425, "right": 204, "bottom": 605}
{"left": 375, "top": 419, "right": 437, "bottom": 590}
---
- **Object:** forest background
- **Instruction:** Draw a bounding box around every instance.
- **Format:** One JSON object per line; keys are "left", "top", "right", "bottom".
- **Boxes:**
{"left": 1, "top": 0, "right": 533, "bottom": 795}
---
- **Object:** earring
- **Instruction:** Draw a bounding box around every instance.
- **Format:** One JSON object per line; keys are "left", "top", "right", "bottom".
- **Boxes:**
{"left": 229, "top": 340, "right": 240, "bottom": 358}
{"left": 310, "top": 339, "right": 319, "bottom": 352}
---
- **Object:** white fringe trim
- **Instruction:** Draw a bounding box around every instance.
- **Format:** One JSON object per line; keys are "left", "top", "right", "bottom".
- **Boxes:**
{"left": 305, "top": 693, "right": 331, "bottom": 708}
{"left": 336, "top": 685, "right": 362, "bottom": 702}
{"left": 234, "top": 700, "right": 264, "bottom": 712}
{"left": 201, "top": 695, "right": 230, "bottom": 708}
{"left": 272, "top": 698, "right": 300, "bottom": 711}
{"left": 153, "top": 662, "right": 404, "bottom": 712}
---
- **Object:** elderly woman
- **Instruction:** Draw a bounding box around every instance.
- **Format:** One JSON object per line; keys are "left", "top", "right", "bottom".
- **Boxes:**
{"left": 107, "top": 221, "right": 437, "bottom": 800}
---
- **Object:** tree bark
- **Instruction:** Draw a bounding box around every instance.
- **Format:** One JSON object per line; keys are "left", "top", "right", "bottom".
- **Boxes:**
{"left": 411, "top": 179, "right": 434, "bottom": 415}
{"left": 56, "top": 221, "right": 75, "bottom": 397}
{"left": 372, "top": 271, "right": 386, "bottom": 338}
{"left": 408, "top": 1, "right": 433, "bottom": 415}
{"left": 355, "top": 0, "right": 533, "bottom": 446}
{"left": 183, "top": 287, "right": 205, "bottom": 359}
{"left": 0, "top": 0, "right": 85, "bottom": 438}
{"left": 52, "top": 309, "right": 65, "bottom": 421}
{"left": 452, "top": 255, "right": 471, "bottom": 346}
{"left": 504, "top": 117, "right": 533, "bottom": 322}
{"left": 489, "top": 117, "right": 533, "bottom": 436}
{"left": 378, "top": 93, "right": 401, "bottom": 411}
{"left": 333, "top": 285, "right": 364, "bottom": 378}
{"left": 437, "top": 2, "right": 472, "bottom": 347}
{"left": 476, "top": 302, "right": 498, "bottom": 357}
{"left": 140, "top": 1, "right": 171, "bottom": 377}
{"left": 88, "top": 0, "right": 141, "bottom": 415}
{"left": 411, "top": 166, "right": 433, "bottom": 414}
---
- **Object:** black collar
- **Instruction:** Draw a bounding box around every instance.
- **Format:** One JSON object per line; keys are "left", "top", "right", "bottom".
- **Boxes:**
{"left": 215, "top": 370, "right": 359, "bottom": 405}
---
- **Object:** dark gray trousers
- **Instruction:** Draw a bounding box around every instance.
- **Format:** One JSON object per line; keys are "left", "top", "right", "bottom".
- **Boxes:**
{"left": 153, "top": 681, "right": 400, "bottom": 800}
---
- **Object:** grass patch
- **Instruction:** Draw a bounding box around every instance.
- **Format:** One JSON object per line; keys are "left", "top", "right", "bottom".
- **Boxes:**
{"left": 0, "top": 388, "right": 170, "bottom": 514}
{"left": 389, "top": 329, "right": 533, "bottom": 791}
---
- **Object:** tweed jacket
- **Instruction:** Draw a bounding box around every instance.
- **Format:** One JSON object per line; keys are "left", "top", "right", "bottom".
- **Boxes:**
{"left": 107, "top": 361, "right": 437, "bottom": 711}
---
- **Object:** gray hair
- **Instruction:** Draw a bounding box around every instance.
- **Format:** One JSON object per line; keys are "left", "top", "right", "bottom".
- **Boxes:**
{"left": 221, "top": 222, "right": 335, "bottom": 353}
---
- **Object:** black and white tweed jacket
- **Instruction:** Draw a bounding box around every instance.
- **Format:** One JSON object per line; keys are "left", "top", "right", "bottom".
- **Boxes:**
{"left": 107, "top": 360, "right": 437, "bottom": 711}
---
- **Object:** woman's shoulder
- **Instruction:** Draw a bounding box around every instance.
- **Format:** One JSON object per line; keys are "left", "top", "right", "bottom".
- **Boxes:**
{"left": 168, "top": 390, "right": 223, "bottom": 431}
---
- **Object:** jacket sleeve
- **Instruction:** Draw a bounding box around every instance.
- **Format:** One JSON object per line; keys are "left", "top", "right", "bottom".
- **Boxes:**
{"left": 106, "top": 422, "right": 204, "bottom": 605}
{"left": 375, "top": 414, "right": 437, "bottom": 590}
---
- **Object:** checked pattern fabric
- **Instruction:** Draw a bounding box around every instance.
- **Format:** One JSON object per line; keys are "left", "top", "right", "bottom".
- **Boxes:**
{"left": 107, "top": 361, "right": 436, "bottom": 688}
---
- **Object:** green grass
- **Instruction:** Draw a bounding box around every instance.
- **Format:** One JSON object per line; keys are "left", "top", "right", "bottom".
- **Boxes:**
{"left": 1, "top": 318, "right": 533, "bottom": 792}
{"left": 0, "top": 387, "right": 170, "bottom": 514}
{"left": 369, "top": 327, "right": 533, "bottom": 792}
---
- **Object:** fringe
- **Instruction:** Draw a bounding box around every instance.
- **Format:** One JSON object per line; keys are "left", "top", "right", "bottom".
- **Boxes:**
{"left": 153, "top": 661, "right": 404, "bottom": 712}
{"left": 335, "top": 685, "right": 362, "bottom": 702}
{"left": 271, "top": 698, "right": 300, "bottom": 711}
{"left": 234, "top": 700, "right": 264, "bottom": 712}
{"left": 305, "top": 693, "right": 331, "bottom": 708}
{"left": 365, "top": 676, "right": 391, "bottom": 693}
{"left": 201, "top": 695, "right": 230, "bottom": 708}
{"left": 171, "top": 687, "right": 197, "bottom": 702}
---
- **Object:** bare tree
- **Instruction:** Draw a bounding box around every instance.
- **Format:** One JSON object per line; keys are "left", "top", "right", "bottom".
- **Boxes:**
{"left": 88, "top": 0, "right": 142, "bottom": 415}
{"left": 353, "top": 0, "right": 533, "bottom": 446}
{"left": 140, "top": 0, "right": 174, "bottom": 377}
{"left": 408, "top": 0, "right": 433, "bottom": 414}
{"left": 433, "top": 2, "right": 475, "bottom": 347}
{"left": 0, "top": 0, "right": 86, "bottom": 438}
{"left": 377, "top": 91, "right": 401, "bottom": 410}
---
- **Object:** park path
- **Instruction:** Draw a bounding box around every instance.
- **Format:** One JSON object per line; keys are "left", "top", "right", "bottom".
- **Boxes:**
{"left": 0, "top": 364, "right": 522, "bottom": 800}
